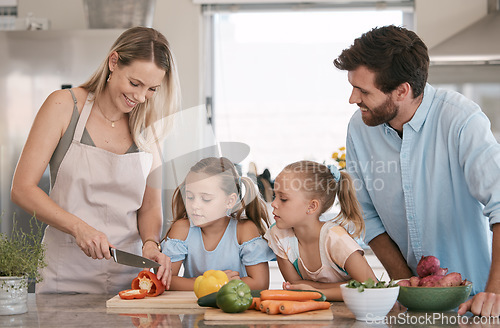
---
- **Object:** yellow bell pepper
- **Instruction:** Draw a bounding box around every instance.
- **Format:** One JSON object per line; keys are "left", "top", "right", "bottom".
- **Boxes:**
{"left": 193, "top": 270, "right": 229, "bottom": 298}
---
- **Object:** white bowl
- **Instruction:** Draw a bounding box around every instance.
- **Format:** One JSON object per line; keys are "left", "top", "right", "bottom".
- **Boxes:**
{"left": 340, "top": 283, "right": 400, "bottom": 321}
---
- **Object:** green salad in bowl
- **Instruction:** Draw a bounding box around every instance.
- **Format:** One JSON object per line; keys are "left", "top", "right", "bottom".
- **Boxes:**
{"left": 341, "top": 278, "right": 400, "bottom": 321}
{"left": 345, "top": 278, "right": 399, "bottom": 292}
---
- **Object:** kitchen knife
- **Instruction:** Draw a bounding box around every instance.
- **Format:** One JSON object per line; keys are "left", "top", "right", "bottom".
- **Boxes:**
{"left": 110, "top": 247, "right": 160, "bottom": 269}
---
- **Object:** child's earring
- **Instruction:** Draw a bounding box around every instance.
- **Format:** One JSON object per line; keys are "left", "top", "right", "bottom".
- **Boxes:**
{"left": 306, "top": 209, "right": 310, "bottom": 214}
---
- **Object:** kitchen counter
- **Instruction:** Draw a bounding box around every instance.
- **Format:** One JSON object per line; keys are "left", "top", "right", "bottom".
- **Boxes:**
{"left": 0, "top": 293, "right": 487, "bottom": 328}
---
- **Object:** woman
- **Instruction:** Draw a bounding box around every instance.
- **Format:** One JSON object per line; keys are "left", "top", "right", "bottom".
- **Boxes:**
{"left": 11, "top": 27, "right": 180, "bottom": 293}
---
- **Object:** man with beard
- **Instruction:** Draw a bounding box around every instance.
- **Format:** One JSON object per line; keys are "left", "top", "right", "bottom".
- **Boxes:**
{"left": 334, "top": 25, "right": 500, "bottom": 317}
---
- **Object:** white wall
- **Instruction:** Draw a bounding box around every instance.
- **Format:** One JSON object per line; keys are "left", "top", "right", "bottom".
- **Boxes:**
{"left": 153, "top": 0, "right": 202, "bottom": 110}
{"left": 415, "top": 0, "right": 487, "bottom": 49}
{"left": 18, "top": 0, "right": 86, "bottom": 29}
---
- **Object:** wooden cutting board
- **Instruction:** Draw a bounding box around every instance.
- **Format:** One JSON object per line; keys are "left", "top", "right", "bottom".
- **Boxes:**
{"left": 204, "top": 307, "right": 334, "bottom": 322}
{"left": 106, "top": 291, "right": 201, "bottom": 309}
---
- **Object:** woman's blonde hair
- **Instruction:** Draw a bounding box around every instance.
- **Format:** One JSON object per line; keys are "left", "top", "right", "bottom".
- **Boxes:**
{"left": 281, "top": 160, "right": 365, "bottom": 238}
{"left": 80, "top": 26, "right": 181, "bottom": 150}
{"left": 171, "top": 157, "right": 271, "bottom": 236}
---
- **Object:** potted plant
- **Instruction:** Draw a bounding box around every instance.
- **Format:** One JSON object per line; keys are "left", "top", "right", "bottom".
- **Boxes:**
{"left": 0, "top": 213, "right": 46, "bottom": 315}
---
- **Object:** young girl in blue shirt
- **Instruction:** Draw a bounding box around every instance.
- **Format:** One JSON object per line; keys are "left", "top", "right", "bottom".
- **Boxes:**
{"left": 163, "top": 157, "right": 275, "bottom": 290}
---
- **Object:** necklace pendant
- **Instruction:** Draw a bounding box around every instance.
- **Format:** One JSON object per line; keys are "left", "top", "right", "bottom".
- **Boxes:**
{"left": 111, "top": 122, "right": 115, "bottom": 128}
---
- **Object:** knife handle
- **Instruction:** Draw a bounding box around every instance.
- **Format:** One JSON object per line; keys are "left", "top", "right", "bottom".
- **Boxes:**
{"left": 109, "top": 247, "right": 117, "bottom": 261}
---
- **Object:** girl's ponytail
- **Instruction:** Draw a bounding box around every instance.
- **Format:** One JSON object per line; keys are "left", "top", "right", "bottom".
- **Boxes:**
{"left": 335, "top": 170, "right": 364, "bottom": 239}
{"left": 171, "top": 182, "right": 187, "bottom": 223}
{"left": 233, "top": 177, "right": 270, "bottom": 236}
{"left": 163, "top": 182, "right": 187, "bottom": 241}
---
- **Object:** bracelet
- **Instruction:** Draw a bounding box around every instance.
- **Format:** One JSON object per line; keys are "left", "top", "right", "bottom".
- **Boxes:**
{"left": 142, "top": 239, "right": 161, "bottom": 252}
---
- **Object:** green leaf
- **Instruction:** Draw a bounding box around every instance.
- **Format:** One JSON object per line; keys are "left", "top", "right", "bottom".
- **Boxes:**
{"left": 364, "top": 278, "right": 376, "bottom": 288}
{"left": 346, "top": 277, "right": 398, "bottom": 293}
{"left": 346, "top": 279, "right": 362, "bottom": 288}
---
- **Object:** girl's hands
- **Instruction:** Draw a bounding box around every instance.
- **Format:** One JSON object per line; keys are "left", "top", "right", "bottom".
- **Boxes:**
{"left": 224, "top": 270, "right": 241, "bottom": 281}
{"left": 283, "top": 281, "right": 314, "bottom": 291}
{"left": 142, "top": 243, "right": 172, "bottom": 289}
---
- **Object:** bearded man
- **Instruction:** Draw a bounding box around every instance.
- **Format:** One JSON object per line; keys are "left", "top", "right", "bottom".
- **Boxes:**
{"left": 334, "top": 25, "right": 500, "bottom": 317}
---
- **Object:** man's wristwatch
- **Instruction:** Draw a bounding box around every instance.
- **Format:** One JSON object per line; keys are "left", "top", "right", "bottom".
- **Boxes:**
{"left": 142, "top": 239, "right": 161, "bottom": 252}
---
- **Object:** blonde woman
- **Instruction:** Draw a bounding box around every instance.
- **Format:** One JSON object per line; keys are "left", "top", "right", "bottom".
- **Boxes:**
{"left": 11, "top": 27, "right": 180, "bottom": 293}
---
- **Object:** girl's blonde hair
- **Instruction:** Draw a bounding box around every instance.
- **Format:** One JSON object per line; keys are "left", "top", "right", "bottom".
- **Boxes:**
{"left": 80, "top": 26, "right": 181, "bottom": 150}
{"left": 171, "top": 157, "right": 270, "bottom": 236}
{"left": 281, "top": 160, "right": 364, "bottom": 238}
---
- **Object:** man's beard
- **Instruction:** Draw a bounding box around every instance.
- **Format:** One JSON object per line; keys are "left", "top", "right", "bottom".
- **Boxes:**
{"left": 359, "top": 95, "right": 398, "bottom": 127}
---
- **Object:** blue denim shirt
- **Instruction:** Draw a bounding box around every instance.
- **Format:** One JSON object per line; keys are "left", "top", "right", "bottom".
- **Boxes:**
{"left": 346, "top": 84, "right": 500, "bottom": 295}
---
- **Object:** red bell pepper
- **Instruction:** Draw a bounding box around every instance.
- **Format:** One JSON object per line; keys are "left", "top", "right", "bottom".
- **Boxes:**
{"left": 131, "top": 270, "right": 165, "bottom": 297}
{"left": 120, "top": 313, "right": 165, "bottom": 328}
{"left": 119, "top": 289, "right": 148, "bottom": 300}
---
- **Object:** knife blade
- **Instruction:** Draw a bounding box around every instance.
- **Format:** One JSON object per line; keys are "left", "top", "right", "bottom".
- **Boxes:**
{"left": 110, "top": 247, "right": 160, "bottom": 269}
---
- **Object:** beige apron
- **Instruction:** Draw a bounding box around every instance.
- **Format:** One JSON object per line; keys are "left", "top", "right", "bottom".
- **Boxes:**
{"left": 36, "top": 93, "right": 153, "bottom": 294}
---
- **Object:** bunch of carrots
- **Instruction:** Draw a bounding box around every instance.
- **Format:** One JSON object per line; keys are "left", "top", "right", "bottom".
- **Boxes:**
{"left": 249, "top": 290, "right": 331, "bottom": 315}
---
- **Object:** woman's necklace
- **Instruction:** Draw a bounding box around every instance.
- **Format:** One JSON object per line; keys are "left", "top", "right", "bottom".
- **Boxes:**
{"left": 96, "top": 103, "right": 123, "bottom": 128}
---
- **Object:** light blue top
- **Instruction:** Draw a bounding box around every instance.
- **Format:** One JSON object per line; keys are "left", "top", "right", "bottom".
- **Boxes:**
{"left": 163, "top": 218, "right": 276, "bottom": 278}
{"left": 346, "top": 83, "right": 500, "bottom": 295}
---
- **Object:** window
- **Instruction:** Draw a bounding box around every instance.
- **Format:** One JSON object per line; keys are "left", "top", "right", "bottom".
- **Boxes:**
{"left": 208, "top": 8, "right": 408, "bottom": 178}
{"left": 0, "top": 0, "right": 17, "bottom": 30}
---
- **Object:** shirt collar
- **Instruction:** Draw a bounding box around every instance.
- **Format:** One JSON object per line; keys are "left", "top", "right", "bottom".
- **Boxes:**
{"left": 406, "top": 83, "right": 435, "bottom": 132}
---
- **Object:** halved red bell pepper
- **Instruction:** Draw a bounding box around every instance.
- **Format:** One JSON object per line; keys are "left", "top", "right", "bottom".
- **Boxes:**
{"left": 119, "top": 289, "right": 148, "bottom": 300}
{"left": 131, "top": 270, "right": 165, "bottom": 297}
{"left": 120, "top": 313, "right": 164, "bottom": 328}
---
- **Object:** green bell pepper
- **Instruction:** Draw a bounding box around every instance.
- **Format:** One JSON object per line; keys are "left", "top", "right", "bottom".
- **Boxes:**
{"left": 198, "top": 289, "right": 261, "bottom": 308}
{"left": 215, "top": 279, "right": 253, "bottom": 313}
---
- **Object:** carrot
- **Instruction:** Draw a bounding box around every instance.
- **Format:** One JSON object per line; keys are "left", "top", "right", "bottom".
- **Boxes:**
{"left": 248, "top": 297, "right": 259, "bottom": 310}
{"left": 259, "top": 300, "right": 268, "bottom": 312}
{"left": 260, "top": 290, "right": 322, "bottom": 301}
{"left": 279, "top": 301, "right": 331, "bottom": 315}
{"left": 260, "top": 300, "right": 282, "bottom": 315}
{"left": 254, "top": 298, "right": 262, "bottom": 311}
{"left": 266, "top": 301, "right": 282, "bottom": 315}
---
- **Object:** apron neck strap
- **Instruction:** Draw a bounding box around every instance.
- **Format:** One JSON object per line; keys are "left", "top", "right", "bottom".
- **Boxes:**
{"left": 74, "top": 92, "right": 94, "bottom": 142}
